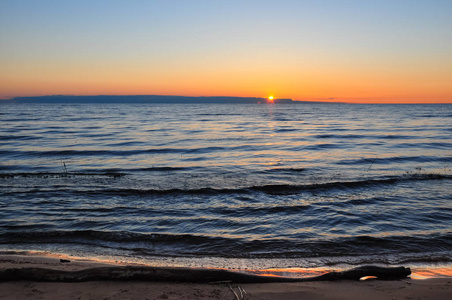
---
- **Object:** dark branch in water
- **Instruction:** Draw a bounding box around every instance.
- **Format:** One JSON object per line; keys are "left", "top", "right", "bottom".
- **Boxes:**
{"left": 61, "top": 161, "right": 68, "bottom": 174}
{"left": 0, "top": 265, "right": 410, "bottom": 283}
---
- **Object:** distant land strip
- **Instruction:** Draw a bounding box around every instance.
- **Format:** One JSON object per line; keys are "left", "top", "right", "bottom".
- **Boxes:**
{"left": 6, "top": 95, "right": 310, "bottom": 104}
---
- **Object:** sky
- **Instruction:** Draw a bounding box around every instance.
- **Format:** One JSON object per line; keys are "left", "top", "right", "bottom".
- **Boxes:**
{"left": 1, "top": 0, "right": 451, "bottom": 103}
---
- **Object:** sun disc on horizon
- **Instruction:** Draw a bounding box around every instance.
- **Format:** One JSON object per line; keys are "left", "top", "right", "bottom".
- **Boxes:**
{"left": 268, "top": 96, "right": 274, "bottom": 101}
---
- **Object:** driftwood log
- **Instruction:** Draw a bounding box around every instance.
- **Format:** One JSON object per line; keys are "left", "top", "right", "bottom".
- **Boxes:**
{"left": 0, "top": 265, "right": 410, "bottom": 283}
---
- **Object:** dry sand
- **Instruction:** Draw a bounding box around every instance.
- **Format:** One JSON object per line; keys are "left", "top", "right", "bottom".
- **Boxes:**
{"left": 0, "top": 252, "right": 451, "bottom": 300}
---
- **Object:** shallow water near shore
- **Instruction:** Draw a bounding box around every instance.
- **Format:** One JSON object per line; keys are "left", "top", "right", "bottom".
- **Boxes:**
{"left": 0, "top": 103, "right": 451, "bottom": 270}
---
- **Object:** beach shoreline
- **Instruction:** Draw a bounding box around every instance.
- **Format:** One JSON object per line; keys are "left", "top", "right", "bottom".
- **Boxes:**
{"left": 0, "top": 251, "right": 451, "bottom": 299}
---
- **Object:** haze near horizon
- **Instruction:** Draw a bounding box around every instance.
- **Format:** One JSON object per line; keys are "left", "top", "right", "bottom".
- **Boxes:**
{"left": 1, "top": 0, "right": 451, "bottom": 103}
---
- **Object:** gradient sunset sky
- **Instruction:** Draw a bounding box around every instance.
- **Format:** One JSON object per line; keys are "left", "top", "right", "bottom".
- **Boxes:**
{"left": 1, "top": 0, "right": 451, "bottom": 103}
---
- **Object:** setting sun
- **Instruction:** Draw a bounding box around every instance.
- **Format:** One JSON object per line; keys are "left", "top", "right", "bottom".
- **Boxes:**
{"left": 268, "top": 96, "right": 274, "bottom": 101}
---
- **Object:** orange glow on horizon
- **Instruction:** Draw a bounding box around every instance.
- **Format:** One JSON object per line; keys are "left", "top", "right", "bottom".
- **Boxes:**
{"left": 1, "top": 55, "right": 451, "bottom": 103}
{"left": 1, "top": 59, "right": 451, "bottom": 103}
{"left": 1, "top": 68, "right": 451, "bottom": 103}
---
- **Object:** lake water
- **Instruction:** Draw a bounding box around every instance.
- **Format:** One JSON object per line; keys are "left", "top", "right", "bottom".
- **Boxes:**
{"left": 0, "top": 103, "right": 451, "bottom": 270}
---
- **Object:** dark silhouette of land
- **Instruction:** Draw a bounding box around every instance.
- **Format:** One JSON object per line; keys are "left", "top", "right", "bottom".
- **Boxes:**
{"left": 8, "top": 95, "right": 301, "bottom": 104}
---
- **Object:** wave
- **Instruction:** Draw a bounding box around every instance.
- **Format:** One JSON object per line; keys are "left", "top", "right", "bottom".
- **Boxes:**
{"left": 337, "top": 156, "right": 452, "bottom": 165}
{"left": 0, "top": 149, "right": 185, "bottom": 157}
{"left": 0, "top": 135, "right": 43, "bottom": 141}
{"left": 1, "top": 230, "right": 451, "bottom": 260}
{"left": 0, "top": 145, "right": 257, "bottom": 157}
{"left": 247, "top": 174, "right": 451, "bottom": 195}
{"left": 312, "top": 133, "right": 421, "bottom": 140}
{"left": 2, "top": 172, "right": 446, "bottom": 196}
{"left": 266, "top": 167, "right": 306, "bottom": 173}
{"left": 0, "top": 172, "right": 126, "bottom": 179}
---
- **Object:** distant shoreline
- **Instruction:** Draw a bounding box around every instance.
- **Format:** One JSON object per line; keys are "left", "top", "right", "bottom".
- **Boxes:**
{"left": 6, "top": 95, "right": 305, "bottom": 104}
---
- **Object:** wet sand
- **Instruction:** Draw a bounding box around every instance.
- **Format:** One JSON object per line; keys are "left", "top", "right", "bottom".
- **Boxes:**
{"left": 0, "top": 252, "right": 451, "bottom": 300}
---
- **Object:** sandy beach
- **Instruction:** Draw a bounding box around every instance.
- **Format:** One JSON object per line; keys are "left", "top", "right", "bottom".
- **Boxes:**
{"left": 0, "top": 252, "right": 451, "bottom": 300}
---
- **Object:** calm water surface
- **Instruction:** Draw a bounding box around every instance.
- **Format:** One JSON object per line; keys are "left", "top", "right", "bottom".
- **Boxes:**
{"left": 0, "top": 103, "right": 451, "bottom": 270}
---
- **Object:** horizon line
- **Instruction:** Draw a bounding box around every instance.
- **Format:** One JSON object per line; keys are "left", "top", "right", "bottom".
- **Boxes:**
{"left": 2, "top": 94, "right": 451, "bottom": 104}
